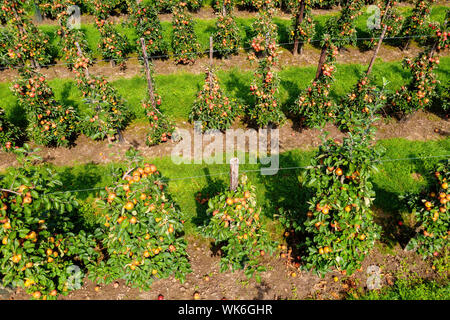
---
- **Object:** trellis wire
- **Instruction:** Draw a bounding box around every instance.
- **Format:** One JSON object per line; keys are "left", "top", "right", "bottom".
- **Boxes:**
{"left": 0, "top": 34, "right": 442, "bottom": 71}
{"left": 42, "top": 153, "right": 450, "bottom": 195}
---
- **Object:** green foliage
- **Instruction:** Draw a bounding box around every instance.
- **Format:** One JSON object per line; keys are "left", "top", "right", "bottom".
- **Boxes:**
{"left": 201, "top": 175, "right": 276, "bottom": 281}
{"left": 94, "top": 18, "right": 129, "bottom": 67}
{"left": 213, "top": 2, "right": 241, "bottom": 58}
{"left": 324, "top": 0, "right": 364, "bottom": 48}
{"left": 291, "top": 39, "right": 338, "bottom": 128}
{"left": 171, "top": 2, "right": 202, "bottom": 64}
{"left": 399, "top": 0, "right": 437, "bottom": 48}
{"left": 189, "top": 67, "right": 241, "bottom": 131}
{"left": 298, "top": 100, "right": 384, "bottom": 276}
{"left": 0, "top": 0, "right": 53, "bottom": 68}
{"left": 0, "top": 28, "right": 13, "bottom": 67}
{"left": 154, "top": 0, "right": 203, "bottom": 13}
{"left": 336, "top": 75, "right": 389, "bottom": 132}
{"left": 290, "top": 0, "right": 365, "bottom": 128}
{"left": 247, "top": 2, "right": 285, "bottom": 127}
{"left": 403, "top": 160, "right": 449, "bottom": 259}
{"left": 127, "top": 0, "right": 168, "bottom": 57}
{"left": 88, "top": 0, "right": 127, "bottom": 20}
{"left": 76, "top": 72, "right": 131, "bottom": 141}
{"left": 11, "top": 68, "right": 78, "bottom": 147}
{"left": 142, "top": 97, "right": 175, "bottom": 146}
{"left": 350, "top": 278, "right": 450, "bottom": 300}
{"left": 0, "top": 108, "right": 21, "bottom": 151}
{"left": 288, "top": 0, "right": 317, "bottom": 51}
{"left": 0, "top": 145, "right": 99, "bottom": 300}
{"left": 389, "top": 51, "right": 440, "bottom": 114}
{"left": 91, "top": 161, "right": 192, "bottom": 290}
{"left": 365, "top": 0, "right": 404, "bottom": 49}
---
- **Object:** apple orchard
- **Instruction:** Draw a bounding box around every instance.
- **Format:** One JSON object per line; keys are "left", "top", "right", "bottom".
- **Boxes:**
{"left": 0, "top": 0, "right": 448, "bottom": 300}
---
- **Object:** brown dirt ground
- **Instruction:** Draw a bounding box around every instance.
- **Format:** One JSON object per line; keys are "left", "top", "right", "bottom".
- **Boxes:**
{"left": 31, "top": 1, "right": 450, "bottom": 25}
{"left": 0, "top": 110, "right": 448, "bottom": 170}
{"left": 1, "top": 44, "right": 448, "bottom": 82}
{"left": 32, "top": 6, "right": 334, "bottom": 26}
{"left": 4, "top": 236, "right": 442, "bottom": 301}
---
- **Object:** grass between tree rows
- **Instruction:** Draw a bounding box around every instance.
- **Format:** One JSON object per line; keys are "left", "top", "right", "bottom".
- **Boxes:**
{"left": 33, "top": 137, "right": 450, "bottom": 237}
{"left": 349, "top": 278, "right": 450, "bottom": 300}
{"left": 0, "top": 57, "right": 449, "bottom": 128}
{"left": 31, "top": 5, "right": 448, "bottom": 60}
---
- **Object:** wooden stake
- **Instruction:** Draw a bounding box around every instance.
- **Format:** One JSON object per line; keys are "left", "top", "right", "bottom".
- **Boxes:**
{"left": 209, "top": 36, "right": 213, "bottom": 65}
{"left": 367, "top": 0, "right": 391, "bottom": 75}
{"left": 208, "top": 36, "right": 214, "bottom": 90}
{"left": 366, "top": 24, "right": 387, "bottom": 75}
{"left": 292, "top": 0, "right": 305, "bottom": 56}
{"left": 230, "top": 157, "right": 239, "bottom": 192}
{"left": 140, "top": 37, "right": 156, "bottom": 108}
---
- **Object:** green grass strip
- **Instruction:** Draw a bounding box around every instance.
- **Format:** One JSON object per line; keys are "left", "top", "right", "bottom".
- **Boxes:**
{"left": 32, "top": 5, "right": 449, "bottom": 60}
{"left": 348, "top": 278, "right": 450, "bottom": 300}
{"left": 30, "top": 137, "right": 450, "bottom": 235}
{"left": 1, "top": 57, "right": 449, "bottom": 127}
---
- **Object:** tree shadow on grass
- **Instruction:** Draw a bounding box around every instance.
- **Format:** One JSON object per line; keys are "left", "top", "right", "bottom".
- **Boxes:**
{"left": 280, "top": 79, "right": 301, "bottom": 116}
{"left": 192, "top": 168, "right": 228, "bottom": 258}
{"left": 41, "top": 29, "right": 60, "bottom": 64}
{"left": 274, "top": 19, "right": 290, "bottom": 51}
{"left": 59, "top": 81, "right": 79, "bottom": 111}
{"left": 371, "top": 187, "right": 416, "bottom": 249}
{"left": 192, "top": 167, "right": 228, "bottom": 228}
{"left": 8, "top": 102, "right": 27, "bottom": 130}
{"left": 57, "top": 163, "right": 103, "bottom": 201}
{"left": 238, "top": 21, "right": 255, "bottom": 53}
{"left": 257, "top": 151, "right": 314, "bottom": 264}
{"left": 370, "top": 151, "right": 444, "bottom": 249}
{"left": 223, "top": 72, "right": 254, "bottom": 108}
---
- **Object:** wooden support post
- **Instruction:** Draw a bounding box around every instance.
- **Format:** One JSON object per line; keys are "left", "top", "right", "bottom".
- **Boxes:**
{"left": 140, "top": 37, "right": 156, "bottom": 108}
{"left": 292, "top": 0, "right": 305, "bottom": 56}
{"left": 367, "top": 0, "right": 391, "bottom": 75}
{"left": 209, "top": 36, "right": 213, "bottom": 66}
{"left": 230, "top": 157, "right": 239, "bottom": 192}
{"left": 366, "top": 24, "right": 387, "bottom": 75}
{"left": 140, "top": 38, "right": 163, "bottom": 117}
{"left": 208, "top": 36, "right": 214, "bottom": 91}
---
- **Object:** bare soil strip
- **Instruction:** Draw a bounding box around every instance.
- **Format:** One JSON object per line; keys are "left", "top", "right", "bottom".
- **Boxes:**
{"left": 0, "top": 110, "right": 448, "bottom": 170}
{"left": 2, "top": 44, "right": 448, "bottom": 82}
{"left": 5, "top": 236, "right": 440, "bottom": 300}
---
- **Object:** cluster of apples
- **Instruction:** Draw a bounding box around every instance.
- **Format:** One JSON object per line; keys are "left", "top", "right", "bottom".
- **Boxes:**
{"left": 11, "top": 69, "right": 78, "bottom": 147}
{"left": 213, "top": 11, "right": 240, "bottom": 58}
{"left": 94, "top": 163, "right": 192, "bottom": 290}
{"left": 171, "top": 2, "right": 201, "bottom": 64}
{"left": 190, "top": 68, "right": 239, "bottom": 131}
{"left": 127, "top": 0, "right": 168, "bottom": 57}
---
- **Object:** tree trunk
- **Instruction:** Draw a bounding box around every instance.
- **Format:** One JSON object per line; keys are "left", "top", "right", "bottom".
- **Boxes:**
{"left": 292, "top": 0, "right": 305, "bottom": 56}
{"left": 315, "top": 44, "right": 328, "bottom": 80}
